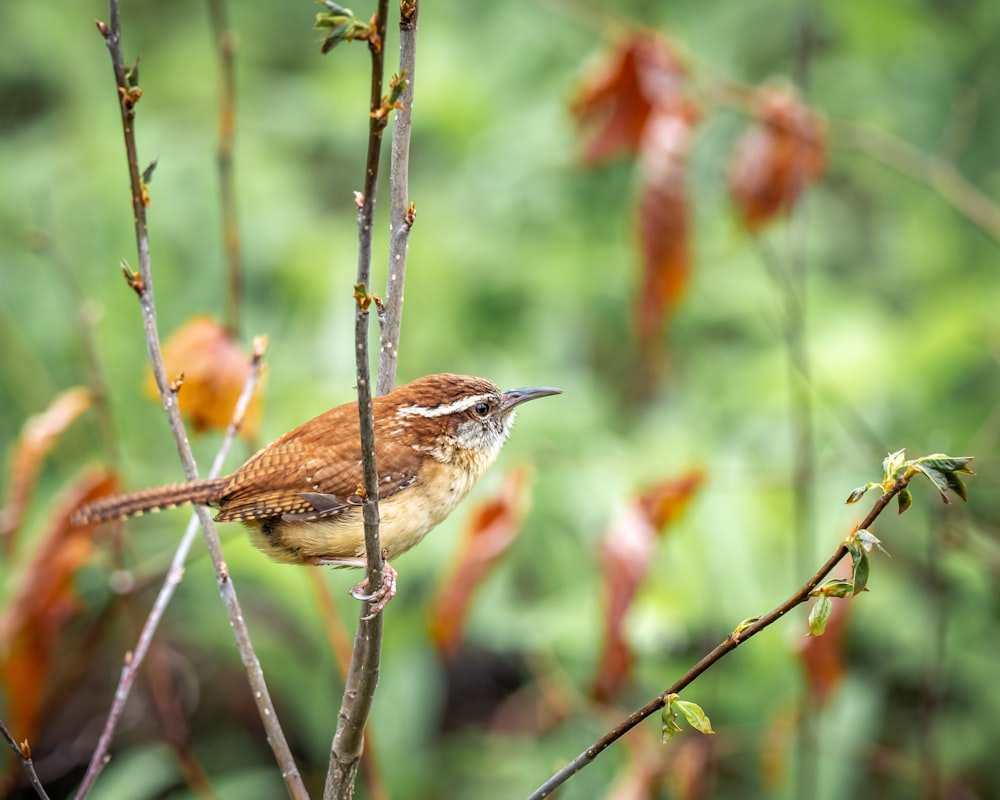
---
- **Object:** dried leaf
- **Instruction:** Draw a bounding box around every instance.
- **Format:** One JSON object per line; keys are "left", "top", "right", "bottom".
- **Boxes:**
{"left": 0, "top": 469, "right": 117, "bottom": 741}
{"left": 429, "top": 468, "right": 530, "bottom": 657}
{"left": 591, "top": 471, "right": 703, "bottom": 701}
{"left": 638, "top": 469, "right": 705, "bottom": 531}
{"left": 145, "top": 316, "right": 262, "bottom": 437}
{"left": 571, "top": 33, "right": 687, "bottom": 165}
{"left": 636, "top": 99, "right": 701, "bottom": 348}
{"left": 1, "top": 387, "right": 92, "bottom": 550}
{"left": 729, "top": 87, "right": 825, "bottom": 231}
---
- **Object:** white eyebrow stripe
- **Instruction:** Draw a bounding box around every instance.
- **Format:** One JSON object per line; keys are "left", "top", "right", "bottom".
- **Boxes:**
{"left": 397, "top": 394, "right": 494, "bottom": 418}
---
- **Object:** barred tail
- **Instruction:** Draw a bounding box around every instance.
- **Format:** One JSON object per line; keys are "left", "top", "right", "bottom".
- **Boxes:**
{"left": 71, "top": 478, "right": 227, "bottom": 525}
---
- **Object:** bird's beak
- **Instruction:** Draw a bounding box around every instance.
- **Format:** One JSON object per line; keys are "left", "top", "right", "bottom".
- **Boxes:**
{"left": 500, "top": 386, "right": 562, "bottom": 414}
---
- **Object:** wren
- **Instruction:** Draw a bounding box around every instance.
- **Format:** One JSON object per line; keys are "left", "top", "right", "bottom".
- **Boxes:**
{"left": 72, "top": 373, "right": 561, "bottom": 613}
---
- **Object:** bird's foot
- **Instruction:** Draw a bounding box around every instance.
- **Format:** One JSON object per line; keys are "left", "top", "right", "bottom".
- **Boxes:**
{"left": 349, "top": 560, "right": 398, "bottom": 619}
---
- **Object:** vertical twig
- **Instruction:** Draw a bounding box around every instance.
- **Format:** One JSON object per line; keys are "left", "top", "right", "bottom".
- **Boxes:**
{"left": 94, "top": 6, "right": 307, "bottom": 798}
{"left": 73, "top": 339, "right": 267, "bottom": 800}
{"left": 326, "top": 1, "right": 390, "bottom": 797}
{"left": 204, "top": 0, "right": 243, "bottom": 335}
{"left": 376, "top": 0, "right": 419, "bottom": 395}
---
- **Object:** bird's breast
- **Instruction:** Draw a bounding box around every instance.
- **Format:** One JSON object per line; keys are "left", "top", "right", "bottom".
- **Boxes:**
{"left": 245, "top": 457, "right": 489, "bottom": 564}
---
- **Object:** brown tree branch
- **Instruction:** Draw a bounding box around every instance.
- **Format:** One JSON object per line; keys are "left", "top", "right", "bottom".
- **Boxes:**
{"left": 376, "top": 0, "right": 419, "bottom": 395}
{"left": 325, "top": 1, "right": 391, "bottom": 797}
{"left": 527, "top": 476, "right": 910, "bottom": 799}
{"left": 92, "top": 5, "right": 306, "bottom": 798}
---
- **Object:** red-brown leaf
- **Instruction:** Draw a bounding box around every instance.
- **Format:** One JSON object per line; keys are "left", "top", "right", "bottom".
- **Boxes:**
{"left": 636, "top": 100, "right": 701, "bottom": 347}
{"left": 1, "top": 387, "right": 92, "bottom": 551}
{"left": 429, "top": 468, "right": 530, "bottom": 657}
{"left": 591, "top": 471, "right": 703, "bottom": 701}
{"left": 145, "top": 315, "right": 262, "bottom": 437}
{"left": 729, "top": 88, "right": 826, "bottom": 231}
{"left": 0, "top": 469, "right": 117, "bottom": 741}
{"left": 572, "top": 33, "right": 687, "bottom": 165}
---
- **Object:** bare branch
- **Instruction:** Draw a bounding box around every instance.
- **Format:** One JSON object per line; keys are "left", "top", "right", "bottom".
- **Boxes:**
{"left": 377, "top": 0, "right": 420, "bottom": 395}
{"left": 326, "top": 0, "right": 391, "bottom": 797}
{"left": 527, "top": 477, "right": 910, "bottom": 799}
{"left": 833, "top": 121, "right": 1000, "bottom": 246}
{"left": 92, "top": 5, "right": 306, "bottom": 797}
{"left": 73, "top": 338, "right": 267, "bottom": 799}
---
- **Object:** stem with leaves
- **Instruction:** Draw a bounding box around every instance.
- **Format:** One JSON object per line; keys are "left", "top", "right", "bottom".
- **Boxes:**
{"left": 94, "top": 5, "right": 306, "bottom": 798}
{"left": 324, "top": 1, "right": 391, "bottom": 797}
{"left": 527, "top": 452, "right": 974, "bottom": 799}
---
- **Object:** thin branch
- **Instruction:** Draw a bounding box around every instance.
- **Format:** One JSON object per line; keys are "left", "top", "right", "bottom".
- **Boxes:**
{"left": 526, "top": 477, "right": 910, "bottom": 799}
{"left": 93, "top": 6, "right": 306, "bottom": 798}
{"left": 325, "top": 1, "right": 391, "bottom": 797}
{"left": 376, "top": 0, "right": 419, "bottom": 395}
{"left": 204, "top": 0, "right": 243, "bottom": 334}
{"left": 833, "top": 121, "right": 1000, "bottom": 246}
{"left": 308, "top": 570, "right": 389, "bottom": 800}
{"left": 1, "top": 718, "right": 51, "bottom": 800}
{"left": 73, "top": 338, "right": 267, "bottom": 800}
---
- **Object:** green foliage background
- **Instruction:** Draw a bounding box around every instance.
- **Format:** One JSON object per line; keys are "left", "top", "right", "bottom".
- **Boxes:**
{"left": 2, "top": 0, "right": 998, "bottom": 798}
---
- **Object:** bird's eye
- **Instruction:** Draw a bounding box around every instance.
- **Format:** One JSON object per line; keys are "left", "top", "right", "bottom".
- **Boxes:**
{"left": 473, "top": 401, "right": 490, "bottom": 417}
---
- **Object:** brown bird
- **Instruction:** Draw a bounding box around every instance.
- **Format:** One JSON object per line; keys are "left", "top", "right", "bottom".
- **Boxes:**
{"left": 72, "top": 373, "right": 561, "bottom": 614}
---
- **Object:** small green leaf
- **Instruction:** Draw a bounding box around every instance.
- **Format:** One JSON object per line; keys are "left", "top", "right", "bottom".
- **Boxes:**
{"left": 661, "top": 697, "right": 683, "bottom": 743}
{"left": 815, "top": 579, "right": 853, "bottom": 599}
{"left": 896, "top": 487, "right": 913, "bottom": 514}
{"left": 734, "top": 616, "right": 761, "bottom": 635}
{"left": 882, "top": 449, "right": 906, "bottom": 479}
{"left": 674, "top": 700, "right": 715, "bottom": 735}
{"left": 845, "top": 537, "right": 863, "bottom": 563}
{"left": 808, "top": 595, "right": 832, "bottom": 636}
{"left": 943, "top": 470, "right": 968, "bottom": 502}
{"left": 917, "top": 455, "right": 975, "bottom": 475}
{"left": 846, "top": 485, "right": 869, "bottom": 504}
{"left": 851, "top": 546, "right": 870, "bottom": 595}
{"left": 912, "top": 463, "right": 951, "bottom": 501}
{"left": 855, "top": 529, "right": 889, "bottom": 556}
{"left": 314, "top": 3, "right": 371, "bottom": 54}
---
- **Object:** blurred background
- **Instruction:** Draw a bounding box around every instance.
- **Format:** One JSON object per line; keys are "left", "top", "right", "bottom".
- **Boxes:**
{"left": 2, "top": 0, "right": 998, "bottom": 798}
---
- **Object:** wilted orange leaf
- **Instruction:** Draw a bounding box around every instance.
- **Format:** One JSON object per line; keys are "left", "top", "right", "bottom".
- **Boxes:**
{"left": 145, "top": 315, "right": 261, "bottom": 437}
{"left": 0, "top": 469, "right": 117, "bottom": 741}
{"left": 1, "top": 387, "right": 92, "bottom": 552}
{"left": 796, "top": 582, "right": 851, "bottom": 707}
{"left": 729, "top": 87, "right": 825, "bottom": 231}
{"left": 639, "top": 469, "right": 704, "bottom": 530}
{"left": 592, "top": 471, "right": 703, "bottom": 701}
{"left": 572, "top": 33, "right": 687, "bottom": 165}
{"left": 636, "top": 99, "right": 701, "bottom": 349}
{"left": 429, "top": 468, "right": 530, "bottom": 657}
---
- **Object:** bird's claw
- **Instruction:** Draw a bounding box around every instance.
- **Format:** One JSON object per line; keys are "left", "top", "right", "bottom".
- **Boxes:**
{"left": 350, "top": 561, "right": 398, "bottom": 619}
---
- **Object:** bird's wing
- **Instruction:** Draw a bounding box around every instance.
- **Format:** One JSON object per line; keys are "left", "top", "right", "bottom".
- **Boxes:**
{"left": 215, "top": 412, "right": 424, "bottom": 522}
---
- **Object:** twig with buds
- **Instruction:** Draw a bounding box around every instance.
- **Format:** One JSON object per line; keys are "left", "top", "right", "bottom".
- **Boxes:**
{"left": 92, "top": 4, "right": 306, "bottom": 798}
